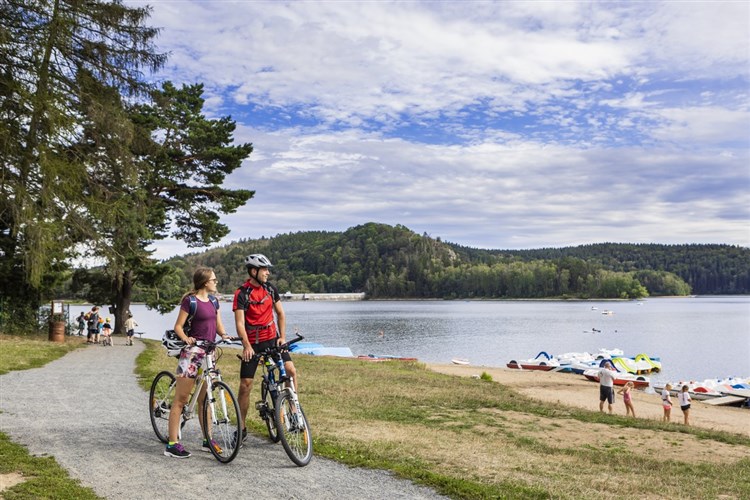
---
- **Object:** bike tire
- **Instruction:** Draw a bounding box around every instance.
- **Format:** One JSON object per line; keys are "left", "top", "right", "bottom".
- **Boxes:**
{"left": 261, "top": 380, "right": 280, "bottom": 442}
{"left": 275, "top": 390, "right": 313, "bottom": 466}
{"left": 202, "top": 380, "right": 242, "bottom": 463}
{"left": 149, "top": 371, "right": 176, "bottom": 443}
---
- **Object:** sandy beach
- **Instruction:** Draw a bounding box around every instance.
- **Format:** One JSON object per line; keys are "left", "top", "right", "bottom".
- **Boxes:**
{"left": 427, "top": 363, "right": 749, "bottom": 438}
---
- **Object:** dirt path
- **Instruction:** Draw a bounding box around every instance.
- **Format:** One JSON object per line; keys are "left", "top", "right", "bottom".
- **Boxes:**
{"left": 428, "top": 363, "right": 750, "bottom": 437}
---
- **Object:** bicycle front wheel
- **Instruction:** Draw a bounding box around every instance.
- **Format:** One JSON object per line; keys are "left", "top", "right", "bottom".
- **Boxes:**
{"left": 149, "top": 371, "right": 176, "bottom": 443}
{"left": 202, "top": 380, "right": 242, "bottom": 463}
{"left": 275, "top": 390, "right": 313, "bottom": 466}
{"left": 260, "top": 380, "right": 280, "bottom": 442}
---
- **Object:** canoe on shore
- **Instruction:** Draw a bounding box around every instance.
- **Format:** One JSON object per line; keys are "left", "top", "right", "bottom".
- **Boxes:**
{"left": 357, "top": 354, "right": 418, "bottom": 362}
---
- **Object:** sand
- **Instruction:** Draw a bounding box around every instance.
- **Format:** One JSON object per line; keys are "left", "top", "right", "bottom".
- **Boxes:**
{"left": 427, "top": 363, "right": 749, "bottom": 438}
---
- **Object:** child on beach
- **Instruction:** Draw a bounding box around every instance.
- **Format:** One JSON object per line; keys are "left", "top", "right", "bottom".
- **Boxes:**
{"left": 678, "top": 385, "right": 692, "bottom": 426}
{"left": 661, "top": 383, "right": 673, "bottom": 422}
{"left": 617, "top": 381, "right": 636, "bottom": 417}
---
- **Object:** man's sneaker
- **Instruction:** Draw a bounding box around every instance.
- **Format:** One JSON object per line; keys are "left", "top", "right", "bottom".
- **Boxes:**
{"left": 164, "top": 443, "right": 191, "bottom": 458}
{"left": 232, "top": 428, "right": 248, "bottom": 447}
{"left": 202, "top": 439, "right": 223, "bottom": 454}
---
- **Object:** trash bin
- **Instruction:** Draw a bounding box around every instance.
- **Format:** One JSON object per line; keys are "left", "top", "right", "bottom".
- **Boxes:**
{"left": 49, "top": 321, "right": 65, "bottom": 343}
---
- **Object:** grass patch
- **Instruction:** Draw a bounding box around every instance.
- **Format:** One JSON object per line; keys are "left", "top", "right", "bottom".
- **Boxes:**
{"left": 0, "top": 333, "right": 87, "bottom": 375}
{"left": 137, "top": 340, "right": 750, "bottom": 499}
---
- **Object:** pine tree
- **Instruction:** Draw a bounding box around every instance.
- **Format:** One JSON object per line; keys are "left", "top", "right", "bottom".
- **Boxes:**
{"left": 0, "top": 0, "right": 165, "bottom": 329}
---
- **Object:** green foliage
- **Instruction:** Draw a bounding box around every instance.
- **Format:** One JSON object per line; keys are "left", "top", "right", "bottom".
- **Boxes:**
{"left": 480, "top": 371, "right": 493, "bottom": 382}
{"left": 71, "top": 81, "right": 254, "bottom": 327}
{"left": 160, "top": 222, "right": 721, "bottom": 299}
{"left": 0, "top": 0, "right": 165, "bottom": 325}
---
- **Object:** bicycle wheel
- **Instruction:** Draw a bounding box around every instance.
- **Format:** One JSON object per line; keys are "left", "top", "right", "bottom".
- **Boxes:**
{"left": 149, "top": 371, "right": 176, "bottom": 443}
{"left": 260, "top": 380, "right": 280, "bottom": 442}
{"left": 275, "top": 390, "right": 313, "bottom": 466}
{"left": 202, "top": 380, "right": 242, "bottom": 463}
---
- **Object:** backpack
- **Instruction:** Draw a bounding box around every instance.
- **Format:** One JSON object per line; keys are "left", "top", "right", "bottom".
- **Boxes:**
{"left": 162, "top": 294, "right": 220, "bottom": 357}
{"left": 183, "top": 294, "right": 220, "bottom": 335}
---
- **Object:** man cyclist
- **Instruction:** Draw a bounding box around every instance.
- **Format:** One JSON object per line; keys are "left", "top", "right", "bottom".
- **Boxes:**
{"left": 233, "top": 253, "right": 297, "bottom": 445}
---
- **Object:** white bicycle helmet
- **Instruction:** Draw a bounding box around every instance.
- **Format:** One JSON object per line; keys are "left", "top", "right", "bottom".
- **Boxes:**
{"left": 162, "top": 330, "right": 185, "bottom": 357}
{"left": 245, "top": 253, "right": 273, "bottom": 269}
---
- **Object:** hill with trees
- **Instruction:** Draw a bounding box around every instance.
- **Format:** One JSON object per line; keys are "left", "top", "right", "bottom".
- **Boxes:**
{"left": 147, "top": 222, "right": 749, "bottom": 300}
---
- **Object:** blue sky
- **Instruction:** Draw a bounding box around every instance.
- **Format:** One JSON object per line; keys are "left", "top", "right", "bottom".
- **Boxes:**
{"left": 128, "top": 1, "right": 750, "bottom": 260}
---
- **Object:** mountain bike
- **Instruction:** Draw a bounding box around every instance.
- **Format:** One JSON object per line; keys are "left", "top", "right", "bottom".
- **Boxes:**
{"left": 149, "top": 336, "right": 243, "bottom": 463}
{"left": 245, "top": 335, "right": 313, "bottom": 466}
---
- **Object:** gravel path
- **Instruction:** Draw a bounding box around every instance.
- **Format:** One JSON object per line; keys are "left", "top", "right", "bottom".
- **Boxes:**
{"left": 0, "top": 341, "right": 445, "bottom": 500}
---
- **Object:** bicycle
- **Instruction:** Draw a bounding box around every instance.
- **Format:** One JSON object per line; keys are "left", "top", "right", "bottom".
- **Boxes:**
{"left": 243, "top": 335, "right": 313, "bottom": 466}
{"left": 149, "top": 333, "right": 243, "bottom": 463}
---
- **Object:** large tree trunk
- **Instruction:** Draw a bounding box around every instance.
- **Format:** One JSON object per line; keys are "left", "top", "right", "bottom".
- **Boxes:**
{"left": 113, "top": 270, "right": 133, "bottom": 335}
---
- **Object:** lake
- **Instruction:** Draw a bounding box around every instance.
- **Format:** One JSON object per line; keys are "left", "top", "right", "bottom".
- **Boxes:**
{"left": 70, "top": 296, "right": 750, "bottom": 384}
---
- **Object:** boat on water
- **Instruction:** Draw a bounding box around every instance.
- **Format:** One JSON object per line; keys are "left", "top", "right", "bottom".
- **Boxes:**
{"left": 506, "top": 351, "right": 561, "bottom": 371}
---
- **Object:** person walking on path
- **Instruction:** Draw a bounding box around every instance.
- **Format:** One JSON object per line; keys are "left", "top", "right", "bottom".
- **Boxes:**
{"left": 233, "top": 253, "right": 296, "bottom": 446}
{"left": 164, "top": 267, "right": 229, "bottom": 459}
{"left": 678, "top": 385, "right": 692, "bottom": 426}
{"left": 124, "top": 312, "right": 138, "bottom": 346}
{"left": 617, "top": 381, "right": 636, "bottom": 417}
{"left": 76, "top": 312, "right": 86, "bottom": 336}
{"left": 661, "top": 383, "right": 673, "bottom": 422}
{"left": 598, "top": 360, "right": 616, "bottom": 414}
{"left": 86, "top": 306, "right": 100, "bottom": 344}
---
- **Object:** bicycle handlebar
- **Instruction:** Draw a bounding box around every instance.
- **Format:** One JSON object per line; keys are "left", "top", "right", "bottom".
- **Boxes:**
{"left": 253, "top": 334, "right": 305, "bottom": 359}
{"left": 233, "top": 334, "right": 306, "bottom": 361}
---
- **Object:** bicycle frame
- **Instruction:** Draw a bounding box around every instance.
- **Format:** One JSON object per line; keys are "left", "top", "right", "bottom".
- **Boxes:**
{"left": 251, "top": 335, "right": 312, "bottom": 466}
{"left": 149, "top": 339, "right": 243, "bottom": 463}
{"left": 179, "top": 347, "right": 218, "bottom": 428}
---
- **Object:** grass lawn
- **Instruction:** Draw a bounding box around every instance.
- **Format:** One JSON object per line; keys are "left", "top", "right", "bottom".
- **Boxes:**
{"left": 137, "top": 340, "right": 750, "bottom": 500}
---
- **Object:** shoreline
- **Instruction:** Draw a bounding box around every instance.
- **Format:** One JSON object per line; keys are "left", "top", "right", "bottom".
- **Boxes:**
{"left": 426, "top": 363, "right": 749, "bottom": 437}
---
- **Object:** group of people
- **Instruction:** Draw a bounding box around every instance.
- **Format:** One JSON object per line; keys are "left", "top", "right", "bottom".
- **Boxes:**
{"left": 76, "top": 308, "right": 138, "bottom": 346}
{"left": 163, "top": 253, "right": 294, "bottom": 459}
{"left": 597, "top": 361, "right": 692, "bottom": 425}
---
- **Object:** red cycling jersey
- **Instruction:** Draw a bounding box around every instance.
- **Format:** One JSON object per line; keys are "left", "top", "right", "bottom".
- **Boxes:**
{"left": 232, "top": 280, "right": 280, "bottom": 344}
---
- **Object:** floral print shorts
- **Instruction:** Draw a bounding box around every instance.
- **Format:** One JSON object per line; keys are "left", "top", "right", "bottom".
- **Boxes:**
{"left": 176, "top": 345, "right": 211, "bottom": 379}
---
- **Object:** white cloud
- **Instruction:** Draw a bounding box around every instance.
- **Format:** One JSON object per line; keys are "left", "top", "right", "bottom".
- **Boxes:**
{"left": 124, "top": 0, "right": 750, "bottom": 260}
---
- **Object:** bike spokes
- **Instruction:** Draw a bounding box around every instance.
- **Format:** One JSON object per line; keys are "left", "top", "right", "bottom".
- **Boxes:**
{"left": 203, "top": 381, "right": 242, "bottom": 463}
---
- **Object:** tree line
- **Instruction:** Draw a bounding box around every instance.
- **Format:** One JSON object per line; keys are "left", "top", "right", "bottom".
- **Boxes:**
{"left": 121, "top": 222, "right": 748, "bottom": 302}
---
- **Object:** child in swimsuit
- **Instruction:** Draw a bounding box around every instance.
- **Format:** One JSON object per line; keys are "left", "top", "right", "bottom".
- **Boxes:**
{"left": 617, "top": 381, "right": 635, "bottom": 417}
{"left": 661, "top": 383, "right": 673, "bottom": 422}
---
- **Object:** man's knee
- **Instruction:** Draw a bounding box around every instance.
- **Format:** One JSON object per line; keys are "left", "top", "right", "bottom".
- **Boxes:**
{"left": 239, "top": 378, "right": 254, "bottom": 396}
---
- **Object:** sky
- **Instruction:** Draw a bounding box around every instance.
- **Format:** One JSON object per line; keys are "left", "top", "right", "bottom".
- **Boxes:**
{"left": 128, "top": 1, "right": 750, "bottom": 260}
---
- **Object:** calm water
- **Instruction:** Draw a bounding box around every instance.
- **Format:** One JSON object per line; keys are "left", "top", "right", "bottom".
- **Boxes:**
{"left": 71, "top": 296, "right": 750, "bottom": 383}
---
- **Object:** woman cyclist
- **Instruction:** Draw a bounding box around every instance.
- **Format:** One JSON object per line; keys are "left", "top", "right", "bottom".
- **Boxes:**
{"left": 164, "top": 267, "right": 230, "bottom": 458}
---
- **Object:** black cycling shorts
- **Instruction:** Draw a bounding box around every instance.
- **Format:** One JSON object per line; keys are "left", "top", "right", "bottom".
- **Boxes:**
{"left": 240, "top": 338, "right": 292, "bottom": 379}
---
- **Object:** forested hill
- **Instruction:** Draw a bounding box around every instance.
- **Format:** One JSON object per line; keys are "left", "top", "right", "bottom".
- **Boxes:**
{"left": 450, "top": 242, "right": 750, "bottom": 295}
{"left": 168, "top": 223, "right": 750, "bottom": 299}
